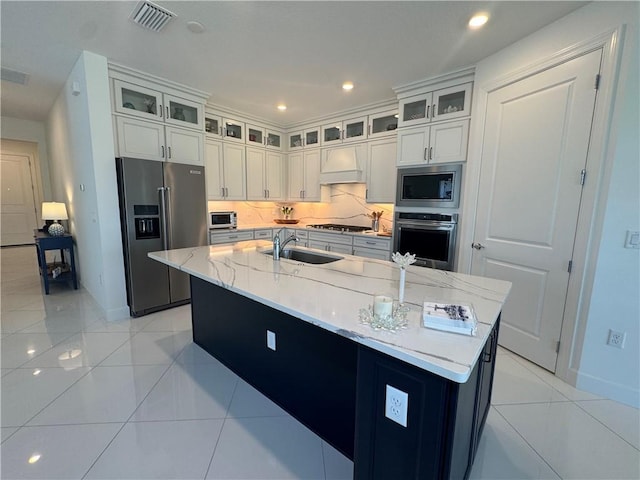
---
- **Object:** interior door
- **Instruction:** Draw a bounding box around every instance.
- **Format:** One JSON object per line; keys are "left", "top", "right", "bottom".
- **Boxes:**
{"left": 471, "top": 49, "right": 602, "bottom": 371}
{"left": 1, "top": 153, "right": 38, "bottom": 246}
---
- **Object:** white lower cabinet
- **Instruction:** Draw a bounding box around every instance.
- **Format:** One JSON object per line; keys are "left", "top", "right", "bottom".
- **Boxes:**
{"left": 247, "top": 148, "right": 285, "bottom": 201}
{"left": 205, "top": 139, "right": 246, "bottom": 200}
{"left": 366, "top": 138, "right": 397, "bottom": 203}
{"left": 209, "top": 230, "right": 254, "bottom": 245}
{"left": 308, "top": 231, "right": 353, "bottom": 254}
{"left": 288, "top": 149, "right": 321, "bottom": 201}
{"left": 353, "top": 236, "right": 391, "bottom": 261}
{"left": 397, "top": 119, "right": 469, "bottom": 167}
{"left": 115, "top": 116, "right": 203, "bottom": 164}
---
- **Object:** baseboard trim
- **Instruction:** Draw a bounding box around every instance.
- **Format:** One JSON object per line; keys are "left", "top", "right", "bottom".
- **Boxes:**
{"left": 576, "top": 371, "right": 639, "bottom": 408}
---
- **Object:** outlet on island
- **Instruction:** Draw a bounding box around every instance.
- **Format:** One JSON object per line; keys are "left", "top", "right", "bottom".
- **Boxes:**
{"left": 385, "top": 384, "right": 408, "bottom": 427}
{"left": 267, "top": 330, "right": 276, "bottom": 351}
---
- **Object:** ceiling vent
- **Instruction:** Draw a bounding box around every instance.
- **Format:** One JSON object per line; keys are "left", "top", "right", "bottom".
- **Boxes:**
{"left": 130, "top": 1, "right": 176, "bottom": 32}
{"left": 1, "top": 67, "right": 29, "bottom": 86}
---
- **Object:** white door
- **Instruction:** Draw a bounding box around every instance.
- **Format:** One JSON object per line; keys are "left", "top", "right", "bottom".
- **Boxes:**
{"left": 1, "top": 153, "right": 38, "bottom": 246}
{"left": 471, "top": 49, "right": 602, "bottom": 371}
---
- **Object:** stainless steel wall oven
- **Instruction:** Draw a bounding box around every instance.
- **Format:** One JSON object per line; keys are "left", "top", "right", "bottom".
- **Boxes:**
{"left": 393, "top": 212, "right": 458, "bottom": 271}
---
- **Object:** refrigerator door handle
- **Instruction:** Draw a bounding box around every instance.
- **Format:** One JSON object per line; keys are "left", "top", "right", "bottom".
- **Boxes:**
{"left": 164, "top": 186, "right": 173, "bottom": 249}
{"left": 158, "top": 186, "right": 169, "bottom": 250}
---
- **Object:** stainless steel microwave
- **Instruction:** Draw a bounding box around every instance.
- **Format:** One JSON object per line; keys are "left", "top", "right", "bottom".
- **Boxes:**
{"left": 396, "top": 164, "right": 462, "bottom": 209}
{"left": 208, "top": 211, "right": 237, "bottom": 229}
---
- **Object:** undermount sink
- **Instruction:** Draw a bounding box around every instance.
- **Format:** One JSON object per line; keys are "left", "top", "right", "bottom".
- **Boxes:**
{"left": 263, "top": 248, "right": 343, "bottom": 264}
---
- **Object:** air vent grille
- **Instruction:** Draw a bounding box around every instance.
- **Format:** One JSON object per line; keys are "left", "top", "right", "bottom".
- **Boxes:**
{"left": 1, "top": 67, "right": 29, "bottom": 85}
{"left": 130, "top": 1, "right": 175, "bottom": 32}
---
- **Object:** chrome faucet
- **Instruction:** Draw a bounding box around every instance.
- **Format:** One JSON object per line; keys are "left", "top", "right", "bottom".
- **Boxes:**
{"left": 272, "top": 230, "right": 299, "bottom": 260}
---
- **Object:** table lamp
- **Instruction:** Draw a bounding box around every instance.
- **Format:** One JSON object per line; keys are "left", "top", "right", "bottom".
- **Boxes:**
{"left": 42, "top": 202, "right": 68, "bottom": 236}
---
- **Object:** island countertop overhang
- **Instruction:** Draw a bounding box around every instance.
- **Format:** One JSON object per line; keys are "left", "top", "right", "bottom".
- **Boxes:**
{"left": 149, "top": 241, "right": 511, "bottom": 383}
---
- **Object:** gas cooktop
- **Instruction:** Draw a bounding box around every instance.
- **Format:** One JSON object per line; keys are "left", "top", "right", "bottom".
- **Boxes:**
{"left": 306, "top": 223, "right": 371, "bottom": 233}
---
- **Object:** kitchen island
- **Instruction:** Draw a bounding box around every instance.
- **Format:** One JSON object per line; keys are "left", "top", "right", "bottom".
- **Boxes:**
{"left": 149, "top": 241, "right": 511, "bottom": 480}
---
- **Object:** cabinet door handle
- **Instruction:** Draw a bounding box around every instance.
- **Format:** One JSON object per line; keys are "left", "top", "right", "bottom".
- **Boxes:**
{"left": 424, "top": 148, "right": 428, "bottom": 161}
{"left": 266, "top": 189, "right": 269, "bottom": 198}
{"left": 161, "top": 145, "right": 165, "bottom": 158}
{"left": 426, "top": 105, "right": 430, "bottom": 119}
{"left": 368, "top": 124, "right": 371, "bottom": 135}
{"left": 159, "top": 105, "right": 163, "bottom": 118}
{"left": 432, "top": 104, "right": 436, "bottom": 119}
{"left": 221, "top": 187, "right": 225, "bottom": 197}
{"left": 168, "top": 146, "right": 172, "bottom": 159}
{"left": 166, "top": 106, "right": 170, "bottom": 119}
{"left": 366, "top": 241, "right": 376, "bottom": 245}
{"left": 429, "top": 147, "right": 433, "bottom": 160}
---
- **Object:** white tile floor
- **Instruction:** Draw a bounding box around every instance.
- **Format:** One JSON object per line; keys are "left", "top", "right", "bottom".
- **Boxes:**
{"left": 1, "top": 245, "right": 638, "bottom": 479}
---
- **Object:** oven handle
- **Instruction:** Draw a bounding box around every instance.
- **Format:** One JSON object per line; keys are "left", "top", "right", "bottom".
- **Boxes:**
{"left": 396, "top": 221, "right": 456, "bottom": 228}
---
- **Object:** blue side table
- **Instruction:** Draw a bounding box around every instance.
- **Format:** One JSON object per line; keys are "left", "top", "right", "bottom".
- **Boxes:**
{"left": 33, "top": 230, "right": 78, "bottom": 294}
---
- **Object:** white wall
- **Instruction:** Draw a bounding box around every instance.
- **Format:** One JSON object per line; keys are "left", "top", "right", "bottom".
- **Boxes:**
{"left": 46, "top": 51, "right": 128, "bottom": 320}
{"left": 0, "top": 116, "right": 52, "bottom": 201}
{"left": 461, "top": 2, "right": 639, "bottom": 406}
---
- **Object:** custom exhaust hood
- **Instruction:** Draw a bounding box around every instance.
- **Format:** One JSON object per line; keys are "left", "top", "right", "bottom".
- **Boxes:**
{"left": 319, "top": 144, "right": 366, "bottom": 184}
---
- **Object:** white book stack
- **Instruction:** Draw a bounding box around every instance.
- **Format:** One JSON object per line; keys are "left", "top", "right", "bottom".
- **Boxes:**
{"left": 422, "top": 302, "right": 478, "bottom": 336}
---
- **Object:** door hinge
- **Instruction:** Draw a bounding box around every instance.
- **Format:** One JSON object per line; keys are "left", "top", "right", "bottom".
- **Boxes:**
{"left": 556, "top": 340, "right": 561, "bottom": 353}
{"left": 568, "top": 260, "right": 573, "bottom": 273}
{"left": 580, "top": 169, "right": 587, "bottom": 186}
{"left": 595, "top": 74, "right": 601, "bottom": 90}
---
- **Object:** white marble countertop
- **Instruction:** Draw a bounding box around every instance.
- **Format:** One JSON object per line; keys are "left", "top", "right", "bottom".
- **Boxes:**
{"left": 149, "top": 241, "right": 511, "bottom": 383}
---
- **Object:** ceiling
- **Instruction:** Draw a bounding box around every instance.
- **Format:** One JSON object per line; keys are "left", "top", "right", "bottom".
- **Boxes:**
{"left": 1, "top": 1, "right": 588, "bottom": 127}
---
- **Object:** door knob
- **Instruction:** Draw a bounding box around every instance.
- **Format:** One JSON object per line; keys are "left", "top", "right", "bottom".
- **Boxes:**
{"left": 472, "top": 242, "right": 485, "bottom": 250}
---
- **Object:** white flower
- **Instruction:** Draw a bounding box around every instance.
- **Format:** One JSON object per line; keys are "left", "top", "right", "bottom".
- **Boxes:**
{"left": 392, "top": 252, "right": 416, "bottom": 269}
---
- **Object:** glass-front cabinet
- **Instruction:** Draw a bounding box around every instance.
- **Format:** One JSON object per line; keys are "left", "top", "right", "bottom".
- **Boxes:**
{"left": 289, "top": 127, "right": 320, "bottom": 150}
{"left": 114, "top": 80, "right": 163, "bottom": 121}
{"left": 205, "top": 114, "right": 222, "bottom": 137}
{"left": 321, "top": 116, "right": 367, "bottom": 145}
{"left": 369, "top": 109, "right": 398, "bottom": 138}
{"left": 246, "top": 124, "right": 265, "bottom": 147}
{"left": 398, "top": 82, "right": 472, "bottom": 127}
{"left": 164, "top": 95, "right": 203, "bottom": 129}
{"left": 114, "top": 79, "right": 203, "bottom": 130}
{"left": 265, "top": 129, "right": 282, "bottom": 150}
{"left": 223, "top": 118, "right": 245, "bottom": 143}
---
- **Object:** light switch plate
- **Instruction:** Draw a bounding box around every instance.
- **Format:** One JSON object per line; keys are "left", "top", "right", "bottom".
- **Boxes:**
{"left": 267, "top": 330, "right": 276, "bottom": 351}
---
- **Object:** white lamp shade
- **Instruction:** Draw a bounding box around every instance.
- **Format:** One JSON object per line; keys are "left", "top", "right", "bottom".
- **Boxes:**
{"left": 42, "top": 202, "right": 68, "bottom": 221}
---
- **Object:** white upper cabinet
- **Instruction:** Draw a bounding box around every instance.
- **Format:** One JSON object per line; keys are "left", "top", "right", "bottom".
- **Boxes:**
{"left": 288, "top": 127, "right": 320, "bottom": 150}
{"left": 205, "top": 139, "right": 246, "bottom": 200}
{"left": 265, "top": 129, "right": 283, "bottom": 150}
{"left": 246, "top": 124, "right": 265, "bottom": 148}
{"left": 288, "top": 149, "right": 321, "bottom": 201}
{"left": 368, "top": 109, "right": 399, "bottom": 138}
{"left": 397, "top": 119, "right": 469, "bottom": 167}
{"left": 113, "top": 79, "right": 204, "bottom": 130}
{"left": 204, "top": 113, "right": 223, "bottom": 138}
{"left": 366, "top": 138, "right": 397, "bottom": 203}
{"left": 398, "top": 82, "right": 472, "bottom": 128}
{"left": 246, "top": 148, "right": 285, "bottom": 200}
{"left": 321, "top": 116, "right": 368, "bottom": 145}
{"left": 223, "top": 118, "right": 245, "bottom": 143}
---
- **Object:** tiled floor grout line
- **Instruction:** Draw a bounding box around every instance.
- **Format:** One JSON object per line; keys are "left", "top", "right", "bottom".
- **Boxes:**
{"left": 572, "top": 400, "right": 640, "bottom": 452}
{"left": 491, "top": 405, "right": 564, "bottom": 480}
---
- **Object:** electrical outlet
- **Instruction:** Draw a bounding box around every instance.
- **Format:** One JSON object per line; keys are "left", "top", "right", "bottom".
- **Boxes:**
{"left": 267, "top": 330, "right": 276, "bottom": 351}
{"left": 385, "top": 385, "right": 408, "bottom": 427}
{"left": 607, "top": 329, "right": 626, "bottom": 349}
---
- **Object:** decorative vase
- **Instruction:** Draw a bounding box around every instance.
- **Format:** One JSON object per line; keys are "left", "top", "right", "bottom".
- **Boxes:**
{"left": 372, "top": 218, "right": 380, "bottom": 232}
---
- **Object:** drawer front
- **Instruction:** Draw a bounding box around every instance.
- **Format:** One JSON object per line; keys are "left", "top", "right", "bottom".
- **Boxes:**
{"left": 294, "top": 229, "right": 309, "bottom": 240}
{"left": 254, "top": 229, "right": 274, "bottom": 239}
{"left": 210, "top": 230, "right": 254, "bottom": 244}
{"left": 353, "top": 248, "right": 390, "bottom": 261}
{"left": 309, "top": 231, "right": 353, "bottom": 246}
{"left": 353, "top": 236, "right": 391, "bottom": 251}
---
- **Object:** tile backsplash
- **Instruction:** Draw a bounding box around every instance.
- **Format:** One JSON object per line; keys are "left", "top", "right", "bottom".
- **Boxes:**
{"left": 207, "top": 184, "right": 393, "bottom": 232}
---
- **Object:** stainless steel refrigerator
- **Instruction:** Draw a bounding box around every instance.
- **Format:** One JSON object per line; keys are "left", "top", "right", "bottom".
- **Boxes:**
{"left": 116, "top": 157, "right": 208, "bottom": 317}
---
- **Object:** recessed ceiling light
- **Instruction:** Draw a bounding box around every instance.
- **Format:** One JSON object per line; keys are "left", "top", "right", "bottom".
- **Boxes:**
{"left": 277, "top": 104, "right": 287, "bottom": 111}
{"left": 28, "top": 453, "right": 41, "bottom": 464}
{"left": 468, "top": 13, "right": 489, "bottom": 29}
{"left": 186, "top": 21, "right": 205, "bottom": 34}
{"left": 342, "top": 81, "right": 354, "bottom": 91}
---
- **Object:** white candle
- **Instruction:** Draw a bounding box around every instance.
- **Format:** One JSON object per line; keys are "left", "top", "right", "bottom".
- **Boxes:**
{"left": 373, "top": 294, "right": 393, "bottom": 318}
{"left": 399, "top": 268, "right": 406, "bottom": 304}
